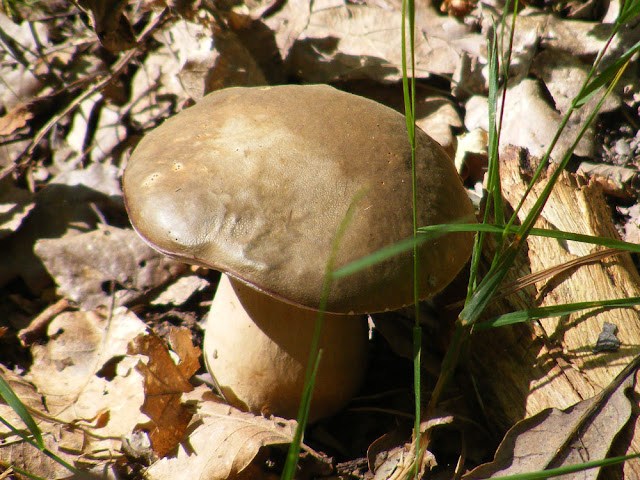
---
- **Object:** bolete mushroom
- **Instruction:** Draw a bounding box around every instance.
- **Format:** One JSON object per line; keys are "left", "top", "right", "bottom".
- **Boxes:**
{"left": 122, "top": 84, "right": 475, "bottom": 422}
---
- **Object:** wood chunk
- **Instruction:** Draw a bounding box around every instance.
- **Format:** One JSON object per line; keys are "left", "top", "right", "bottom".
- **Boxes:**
{"left": 468, "top": 146, "right": 640, "bottom": 476}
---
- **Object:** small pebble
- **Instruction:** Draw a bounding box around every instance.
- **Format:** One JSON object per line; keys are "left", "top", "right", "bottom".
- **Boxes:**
{"left": 593, "top": 322, "right": 621, "bottom": 353}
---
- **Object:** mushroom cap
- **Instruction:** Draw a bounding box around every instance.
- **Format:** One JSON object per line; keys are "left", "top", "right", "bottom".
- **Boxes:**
{"left": 123, "top": 84, "right": 475, "bottom": 314}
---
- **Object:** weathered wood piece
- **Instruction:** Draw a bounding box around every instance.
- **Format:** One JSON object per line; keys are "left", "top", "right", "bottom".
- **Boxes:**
{"left": 468, "top": 146, "right": 640, "bottom": 477}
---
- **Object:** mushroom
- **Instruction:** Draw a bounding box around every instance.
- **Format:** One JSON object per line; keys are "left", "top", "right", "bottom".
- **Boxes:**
{"left": 122, "top": 84, "right": 475, "bottom": 421}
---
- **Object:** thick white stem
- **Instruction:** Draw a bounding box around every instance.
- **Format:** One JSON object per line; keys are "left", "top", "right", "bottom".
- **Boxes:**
{"left": 204, "top": 274, "right": 369, "bottom": 422}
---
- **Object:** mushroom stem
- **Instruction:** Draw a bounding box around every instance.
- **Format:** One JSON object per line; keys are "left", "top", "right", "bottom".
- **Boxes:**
{"left": 204, "top": 275, "right": 369, "bottom": 422}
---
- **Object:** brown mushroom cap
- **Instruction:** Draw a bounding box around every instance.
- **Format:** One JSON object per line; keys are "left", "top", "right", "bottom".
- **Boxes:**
{"left": 123, "top": 84, "right": 475, "bottom": 313}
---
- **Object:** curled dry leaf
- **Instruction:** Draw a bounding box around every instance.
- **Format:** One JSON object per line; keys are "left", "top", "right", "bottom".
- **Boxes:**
{"left": 129, "top": 327, "right": 201, "bottom": 458}
{"left": 146, "top": 386, "right": 299, "bottom": 480}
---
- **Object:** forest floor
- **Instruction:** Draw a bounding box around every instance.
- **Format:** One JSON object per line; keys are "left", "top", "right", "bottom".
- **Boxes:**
{"left": 1, "top": 0, "right": 640, "bottom": 479}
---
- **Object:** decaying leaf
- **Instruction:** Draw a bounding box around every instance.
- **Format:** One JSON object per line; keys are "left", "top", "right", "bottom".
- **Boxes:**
{"left": 35, "top": 225, "right": 186, "bottom": 309}
{"left": 370, "top": 412, "right": 454, "bottom": 479}
{"left": 531, "top": 49, "right": 620, "bottom": 117}
{"left": 463, "top": 362, "right": 636, "bottom": 479}
{"left": 66, "top": 92, "right": 128, "bottom": 163}
{"left": 262, "top": 0, "right": 311, "bottom": 61}
{"left": 577, "top": 162, "right": 639, "bottom": 198}
{"left": 0, "top": 365, "right": 46, "bottom": 435}
{"left": 202, "top": 27, "right": 268, "bottom": 95}
{"left": 22, "top": 307, "right": 148, "bottom": 465}
{"left": 0, "top": 14, "right": 46, "bottom": 112}
{"left": 146, "top": 386, "right": 298, "bottom": 480}
{"left": 129, "top": 327, "right": 201, "bottom": 458}
{"left": 0, "top": 366, "right": 85, "bottom": 479}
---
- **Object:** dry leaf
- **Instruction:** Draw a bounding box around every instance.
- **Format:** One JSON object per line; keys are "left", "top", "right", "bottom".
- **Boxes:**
{"left": 129, "top": 327, "right": 200, "bottom": 458}
{"left": 0, "top": 14, "right": 46, "bottom": 112}
{"left": 66, "top": 92, "right": 128, "bottom": 163}
{"left": 35, "top": 225, "right": 186, "bottom": 309}
{"left": 531, "top": 49, "right": 620, "bottom": 117}
{"left": 128, "top": 18, "right": 216, "bottom": 122}
{"left": 0, "top": 366, "right": 46, "bottom": 435}
{"left": 151, "top": 275, "right": 210, "bottom": 306}
{"left": 23, "top": 308, "right": 148, "bottom": 463}
{"left": 202, "top": 27, "right": 268, "bottom": 96}
{"left": 440, "top": 0, "right": 476, "bottom": 18}
{"left": 0, "top": 103, "right": 34, "bottom": 135}
{"left": 367, "top": 427, "right": 409, "bottom": 474}
{"left": 262, "top": 0, "right": 311, "bottom": 60}
{"left": 464, "top": 79, "right": 594, "bottom": 161}
{"left": 146, "top": 386, "right": 298, "bottom": 480}
{"left": 288, "top": 5, "right": 466, "bottom": 82}
{"left": 0, "top": 162, "right": 127, "bottom": 293}
{"left": 464, "top": 368, "right": 636, "bottom": 479}
{"left": 577, "top": 162, "right": 639, "bottom": 198}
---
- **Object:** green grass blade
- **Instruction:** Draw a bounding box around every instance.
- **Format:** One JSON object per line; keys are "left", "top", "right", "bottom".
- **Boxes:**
{"left": 461, "top": 47, "right": 628, "bottom": 328}
{"left": 281, "top": 190, "right": 366, "bottom": 479}
{"left": 485, "top": 452, "right": 640, "bottom": 480}
{"left": 618, "top": 0, "right": 640, "bottom": 26}
{"left": 281, "top": 348, "right": 323, "bottom": 479}
{"left": 0, "top": 461, "right": 50, "bottom": 480}
{"left": 0, "top": 372, "right": 43, "bottom": 448}
{"left": 0, "top": 415, "right": 79, "bottom": 475}
{"left": 575, "top": 38, "right": 640, "bottom": 107}
{"left": 419, "top": 223, "right": 640, "bottom": 253}
{"left": 401, "top": 0, "right": 422, "bottom": 473}
{"left": 332, "top": 221, "right": 640, "bottom": 281}
{"left": 476, "top": 297, "right": 640, "bottom": 330}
